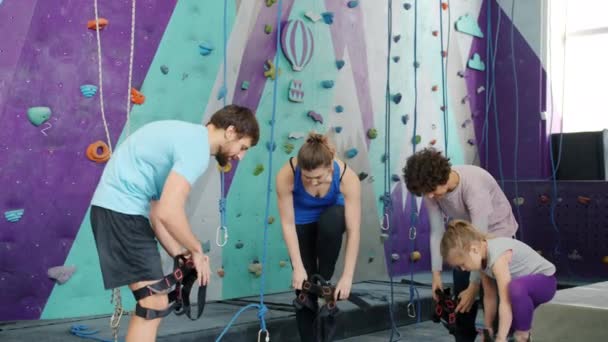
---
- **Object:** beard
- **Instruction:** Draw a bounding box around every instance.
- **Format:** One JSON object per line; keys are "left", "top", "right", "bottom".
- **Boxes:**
{"left": 215, "top": 147, "right": 230, "bottom": 167}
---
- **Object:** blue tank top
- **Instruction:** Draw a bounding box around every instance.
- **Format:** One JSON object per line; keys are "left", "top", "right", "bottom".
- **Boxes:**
{"left": 292, "top": 159, "right": 345, "bottom": 224}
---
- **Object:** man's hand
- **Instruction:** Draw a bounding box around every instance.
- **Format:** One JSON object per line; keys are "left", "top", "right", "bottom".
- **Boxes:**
{"left": 292, "top": 266, "right": 307, "bottom": 290}
{"left": 432, "top": 273, "right": 443, "bottom": 301}
{"left": 192, "top": 251, "right": 211, "bottom": 286}
{"left": 456, "top": 283, "right": 479, "bottom": 313}
{"left": 334, "top": 275, "right": 353, "bottom": 301}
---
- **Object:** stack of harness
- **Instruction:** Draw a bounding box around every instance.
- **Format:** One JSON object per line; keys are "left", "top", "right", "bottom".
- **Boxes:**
{"left": 131, "top": 254, "right": 207, "bottom": 320}
{"left": 293, "top": 274, "right": 371, "bottom": 342}
{"left": 432, "top": 288, "right": 480, "bottom": 341}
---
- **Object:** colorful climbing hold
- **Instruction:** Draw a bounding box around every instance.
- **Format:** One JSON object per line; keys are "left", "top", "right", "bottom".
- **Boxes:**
{"left": 202, "top": 240, "right": 211, "bottom": 254}
{"left": 393, "top": 35, "right": 401, "bottom": 43}
{"left": 80, "top": 84, "right": 98, "bottom": 98}
{"left": 468, "top": 53, "right": 485, "bottom": 71}
{"left": 217, "top": 268, "right": 225, "bottom": 278}
{"left": 392, "top": 56, "right": 400, "bottom": 63}
{"left": 321, "top": 80, "right": 335, "bottom": 89}
{"left": 461, "top": 95, "right": 469, "bottom": 104}
{"left": 288, "top": 80, "right": 304, "bottom": 102}
{"left": 27, "top": 107, "right": 52, "bottom": 126}
{"left": 457, "top": 71, "right": 465, "bottom": 78}
{"left": 440, "top": 106, "right": 446, "bottom": 112}
{"left": 217, "top": 161, "right": 232, "bottom": 173}
{"left": 391, "top": 253, "right": 400, "bottom": 261}
{"left": 321, "top": 12, "right": 334, "bottom": 24}
{"left": 283, "top": 142, "right": 295, "bottom": 154}
{"left": 253, "top": 164, "right": 265, "bottom": 176}
{"left": 304, "top": 11, "right": 322, "bottom": 22}
{"left": 130, "top": 88, "right": 145, "bottom": 105}
{"left": 455, "top": 14, "right": 484, "bottom": 38}
{"left": 477, "top": 86, "right": 485, "bottom": 93}
{"left": 266, "top": 0, "right": 277, "bottom": 6}
{"left": 432, "top": 85, "right": 438, "bottom": 92}
{"left": 392, "top": 93, "right": 402, "bottom": 104}
{"left": 461, "top": 119, "right": 471, "bottom": 128}
{"left": 402, "top": 114, "right": 409, "bottom": 125}
{"left": 368, "top": 257, "right": 374, "bottom": 263}
{"left": 264, "top": 24, "right": 273, "bottom": 34}
{"left": 307, "top": 110, "right": 323, "bottom": 124}
{"left": 412, "top": 135, "right": 421, "bottom": 145}
{"left": 391, "top": 174, "right": 400, "bottom": 182}
{"left": 577, "top": 196, "right": 591, "bottom": 205}
{"left": 248, "top": 262, "right": 263, "bottom": 277}
{"left": 381, "top": 154, "right": 388, "bottom": 163}
{"left": 512, "top": 197, "right": 525, "bottom": 206}
{"left": 602, "top": 256, "right": 608, "bottom": 264}
{"left": 347, "top": 1, "right": 359, "bottom": 8}
{"left": 430, "top": 139, "right": 437, "bottom": 146}
{"left": 241, "top": 81, "right": 250, "bottom": 90}
{"left": 47, "top": 265, "right": 76, "bottom": 285}
{"left": 4, "top": 209, "right": 24, "bottom": 223}
{"left": 336, "top": 60, "right": 345, "bottom": 70}
{"left": 87, "top": 18, "right": 108, "bottom": 30}
{"left": 413, "top": 61, "right": 420, "bottom": 68}
{"left": 467, "top": 138, "right": 475, "bottom": 146}
{"left": 367, "top": 128, "right": 378, "bottom": 139}
{"left": 288, "top": 132, "right": 306, "bottom": 140}
{"left": 441, "top": 51, "right": 448, "bottom": 58}
{"left": 358, "top": 172, "right": 368, "bottom": 181}
{"left": 160, "top": 65, "right": 169, "bottom": 75}
{"left": 279, "top": 260, "right": 288, "bottom": 267}
{"left": 410, "top": 251, "right": 422, "bottom": 262}
{"left": 380, "top": 233, "right": 389, "bottom": 242}
{"left": 264, "top": 59, "right": 281, "bottom": 80}
{"left": 345, "top": 148, "right": 358, "bottom": 159}
{"left": 335, "top": 105, "right": 344, "bottom": 113}
{"left": 539, "top": 194, "right": 550, "bottom": 204}
{"left": 432, "top": 30, "right": 439, "bottom": 37}
{"left": 267, "top": 216, "right": 275, "bottom": 224}
{"left": 403, "top": 3, "right": 412, "bottom": 10}
{"left": 199, "top": 41, "right": 214, "bottom": 56}
{"left": 235, "top": 240, "right": 244, "bottom": 249}
{"left": 441, "top": 2, "right": 448, "bottom": 10}
{"left": 86, "top": 141, "right": 111, "bottom": 163}
{"left": 334, "top": 126, "right": 343, "bottom": 133}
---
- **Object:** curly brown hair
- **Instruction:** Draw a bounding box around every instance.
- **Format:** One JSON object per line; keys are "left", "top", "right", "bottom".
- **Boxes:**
{"left": 402, "top": 148, "right": 451, "bottom": 196}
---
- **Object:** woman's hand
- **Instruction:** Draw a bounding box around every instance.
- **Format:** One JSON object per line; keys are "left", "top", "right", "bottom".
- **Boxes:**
{"left": 292, "top": 266, "right": 308, "bottom": 290}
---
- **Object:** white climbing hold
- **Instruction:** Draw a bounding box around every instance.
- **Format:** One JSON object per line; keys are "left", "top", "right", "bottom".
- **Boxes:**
{"left": 477, "top": 86, "right": 485, "bottom": 94}
{"left": 304, "top": 11, "right": 322, "bottom": 22}
{"left": 48, "top": 265, "right": 77, "bottom": 285}
{"left": 288, "top": 132, "right": 306, "bottom": 140}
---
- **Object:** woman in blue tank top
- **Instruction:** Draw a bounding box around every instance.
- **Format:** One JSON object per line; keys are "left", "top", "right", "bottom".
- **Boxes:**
{"left": 276, "top": 132, "right": 361, "bottom": 341}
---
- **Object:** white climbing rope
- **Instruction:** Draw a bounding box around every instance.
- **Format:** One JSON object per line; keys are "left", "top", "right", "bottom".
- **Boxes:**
{"left": 93, "top": 0, "right": 137, "bottom": 340}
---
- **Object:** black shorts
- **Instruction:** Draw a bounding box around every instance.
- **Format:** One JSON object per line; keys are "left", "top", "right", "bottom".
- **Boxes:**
{"left": 90, "top": 205, "right": 164, "bottom": 289}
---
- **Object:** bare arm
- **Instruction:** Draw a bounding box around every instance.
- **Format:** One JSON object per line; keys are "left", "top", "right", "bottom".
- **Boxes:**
{"left": 276, "top": 164, "right": 305, "bottom": 272}
{"left": 339, "top": 165, "right": 361, "bottom": 280}
{"left": 426, "top": 198, "right": 445, "bottom": 277}
{"left": 155, "top": 171, "right": 202, "bottom": 255}
{"left": 149, "top": 200, "right": 184, "bottom": 258}
{"left": 493, "top": 253, "right": 513, "bottom": 340}
{"left": 481, "top": 272, "right": 498, "bottom": 333}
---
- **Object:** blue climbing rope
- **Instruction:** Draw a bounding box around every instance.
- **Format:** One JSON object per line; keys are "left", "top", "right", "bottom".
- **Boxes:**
{"left": 383, "top": 2, "right": 401, "bottom": 340}
{"left": 491, "top": 5, "right": 505, "bottom": 190}
{"left": 509, "top": 0, "right": 524, "bottom": 238}
{"left": 215, "top": 1, "right": 283, "bottom": 340}
{"left": 70, "top": 325, "right": 123, "bottom": 342}
{"left": 217, "top": 0, "right": 229, "bottom": 247}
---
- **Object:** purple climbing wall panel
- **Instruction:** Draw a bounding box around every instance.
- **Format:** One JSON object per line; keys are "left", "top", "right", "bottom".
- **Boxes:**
{"left": 0, "top": 0, "right": 177, "bottom": 320}
{"left": 467, "top": 0, "right": 549, "bottom": 181}
{"left": 383, "top": 186, "right": 431, "bottom": 276}
{"left": 502, "top": 181, "right": 608, "bottom": 281}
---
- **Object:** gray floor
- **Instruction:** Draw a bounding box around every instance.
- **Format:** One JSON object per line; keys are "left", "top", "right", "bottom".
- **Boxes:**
{"left": 337, "top": 321, "right": 454, "bottom": 341}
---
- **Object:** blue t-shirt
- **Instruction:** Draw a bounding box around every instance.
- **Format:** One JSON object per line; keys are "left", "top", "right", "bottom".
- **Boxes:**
{"left": 91, "top": 120, "right": 210, "bottom": 217}
{"left": 292, "top": 159, "right": 345, "bottom": 224}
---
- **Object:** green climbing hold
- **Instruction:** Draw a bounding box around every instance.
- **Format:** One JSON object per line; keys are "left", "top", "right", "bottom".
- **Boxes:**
{"left": 253, "top": 164, "right": 264, "bottom": 176}
{"left": 27, "top": 107, "right": 51, "bottom": 126}
{"left": 264, "top": 24, "right": 273, "bottom": 34}
{"left": 267, "top": 216, "right": 275, "bottom": 224}
{"left": 412, "top": 135, "right": 421, "bottom": 145}
{"left": 279, "top": 260, "right": 288, "bottom": 267}
{"left": 241, "top": 81, "right": 250, "bottom": 90}
{"left": 266, "top": 0, "right": 277, "bottom": 6}
{"left": 283, "top": 141, "right": 295, "bottom": 154}
{"left": 367, "top": 128, "right": 378, "bottom": 139}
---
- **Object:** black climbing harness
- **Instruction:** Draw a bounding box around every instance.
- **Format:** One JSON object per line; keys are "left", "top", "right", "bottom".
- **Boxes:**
{"left": 131, "top": 254, "right": 207, "bottom": 320}
{"left": 432, "top": 287, "right": 481, "bottom": 342}
{"left": 293, "top": 274, "right": 371, "bottom": 342}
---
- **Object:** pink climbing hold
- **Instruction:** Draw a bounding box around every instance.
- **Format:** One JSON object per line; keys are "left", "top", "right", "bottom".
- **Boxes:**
{"left": 307, "top": 110, "right": 323, "bottom": 123}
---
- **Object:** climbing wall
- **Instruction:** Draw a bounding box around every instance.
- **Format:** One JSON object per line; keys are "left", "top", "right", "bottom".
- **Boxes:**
{"left": 0, "top": 0, "right": 555, "bottom": 321}
{"left": 502, "top": 181, "right": 608, "bottom": 281}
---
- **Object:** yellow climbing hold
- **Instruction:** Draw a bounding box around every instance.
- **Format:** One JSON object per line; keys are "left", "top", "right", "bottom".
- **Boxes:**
{"left": 410, "top": 251, "right": 421, "bottom": 262}
{"left": 217, "top": 162, "right": 232, "bottom": 173}
{"left": 267, "top": 216, "right": 275, "bottom": 224}
{"left": 248, "top": 262, "right": 263, "bottom": 277}
{"left": 602, "top": 256, "right": 608, "bottom": 264}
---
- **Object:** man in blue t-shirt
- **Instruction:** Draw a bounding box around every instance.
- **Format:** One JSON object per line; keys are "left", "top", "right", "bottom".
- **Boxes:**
{"left": 89, "top": 105, "right": 259, "bottom": 341}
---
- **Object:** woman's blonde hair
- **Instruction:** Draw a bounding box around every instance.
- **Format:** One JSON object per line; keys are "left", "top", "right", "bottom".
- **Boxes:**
{"left": 440, "top": 219, "right": 488, "bottom": 258}
{"left": 297, "top": 132, "right": 335, "bottom": 170}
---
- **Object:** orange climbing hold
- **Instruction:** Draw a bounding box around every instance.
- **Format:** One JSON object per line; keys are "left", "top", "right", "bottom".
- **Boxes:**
{"left": 130, "top": 87, "right": 145, "bottom": 105}
{"left": 86, "top": 141, "right": 111, "bottom": 163}
{"left": 441, "top": 2, "right": 448, "bottom": 10}
{"left": 441, "top": 51, "right": 448, "bottom": 58}
{"left": 577, "top": 196, "right": 591, "bottom": 205}
{"left": 432, "top": 30, "right": 439, "bottom": 37}
{"left": 87, "top": 18, "right": 109, "bottom": 30}
{"left": 432, "top": 85, "right": 438, "bottom": 92}
{"left": 430, "top": 139, "right": 437, "bottom": 146}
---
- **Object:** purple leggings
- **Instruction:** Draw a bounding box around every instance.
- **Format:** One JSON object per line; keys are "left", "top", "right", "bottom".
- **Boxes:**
{"left": 508, "top": 273, "right": 557, "bottom": 331}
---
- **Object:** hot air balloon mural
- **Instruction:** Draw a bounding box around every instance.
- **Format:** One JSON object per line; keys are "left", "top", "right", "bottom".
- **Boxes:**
{"left": 281, "top": 19, "right": 314, "bottom": 72}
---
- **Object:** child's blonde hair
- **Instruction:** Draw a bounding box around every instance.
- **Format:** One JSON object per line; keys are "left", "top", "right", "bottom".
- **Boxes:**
{"left": 440, "top": 219, "right": 488, "bottom": 258}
